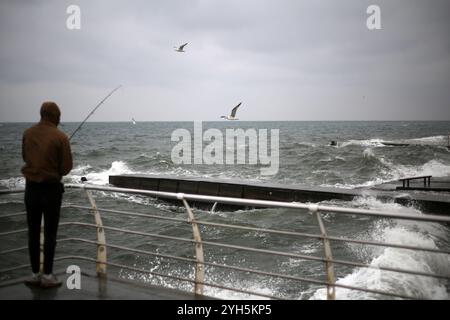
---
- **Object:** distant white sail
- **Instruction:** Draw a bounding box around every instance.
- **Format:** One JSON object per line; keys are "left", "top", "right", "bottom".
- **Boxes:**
{"left": 132, "top": 118, "right": 136, "bottom": 125}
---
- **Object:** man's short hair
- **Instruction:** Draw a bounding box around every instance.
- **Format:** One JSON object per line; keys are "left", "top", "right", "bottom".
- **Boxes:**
{"left": 40, "top": 101, "right": 61, "bottom": 119}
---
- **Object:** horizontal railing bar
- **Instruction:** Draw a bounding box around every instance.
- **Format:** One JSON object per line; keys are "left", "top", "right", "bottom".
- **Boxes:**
{"left": 0, "top": 189, "right": 24, "bottom": 195}
{"left": 0, "top": 228, "right": 28, "bottom": 236}
{"left": 0, "top": 212, "right": 26, "bottom": 219}
{"left": 60, "top": 221, "right": 330, "bottom": 261}
{"left": 199, "top": 240, "right": 450, "bottom": 281}
{"left": 67, "top": 205, "right": 449, "bottom": 256}
{"left": 60, "top": 222, "right": 450, "bottom": 281}
{"left": 61, "top": 237, "right": 197, "bottom": 264}
{"left": 63, "top": 184, "right": 450, "bottom": 223}
{"left": 60, "top": 221, "right": 195, "bottom": 242}
{"left": 0, "top": 263, "right": 30, "bottom": 274}
{"left": 3, "top": 185, "right": 450, "bottom": 222}
{"left": 0, "top": 207, "right": 70, "bottom": 219}
{"left": 0, "top": 246, "right": 28, "bottom": 255}
{"left": 190, "top": 220, "right": 450, "bottom": 256}
{"left": 68, "top": 205, "right": 188, "bottom": 224}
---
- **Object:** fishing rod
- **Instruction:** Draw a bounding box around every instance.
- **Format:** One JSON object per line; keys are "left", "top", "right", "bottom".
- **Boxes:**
{"left": 69, "top": 85, "right": 122, "bottom": 140}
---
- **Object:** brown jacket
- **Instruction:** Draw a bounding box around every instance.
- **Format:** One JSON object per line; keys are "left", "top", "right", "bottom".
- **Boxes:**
{"left": 22, "top": 120, "right": 73, "bottom": 183}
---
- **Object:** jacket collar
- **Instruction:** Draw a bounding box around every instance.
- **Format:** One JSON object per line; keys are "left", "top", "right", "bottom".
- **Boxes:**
{"left": 39, "top": 119, "right": 57, "bottom": 128}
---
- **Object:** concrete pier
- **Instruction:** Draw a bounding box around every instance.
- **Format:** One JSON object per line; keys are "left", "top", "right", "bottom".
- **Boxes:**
{"left": 109, "top": 175, "right": 450, "bottom": 215}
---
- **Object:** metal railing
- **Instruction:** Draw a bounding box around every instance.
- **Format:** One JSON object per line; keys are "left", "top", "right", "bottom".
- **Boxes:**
{"left": 1, "top": 183, "right": 450, "bottom": 300}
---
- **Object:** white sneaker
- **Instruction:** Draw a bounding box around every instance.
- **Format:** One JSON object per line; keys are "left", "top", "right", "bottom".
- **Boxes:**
{"left": 24, "top": 273, "right": 41, "bottom": 286}
{"left": 40, "top": 274, "right": 62, "bottom": 288}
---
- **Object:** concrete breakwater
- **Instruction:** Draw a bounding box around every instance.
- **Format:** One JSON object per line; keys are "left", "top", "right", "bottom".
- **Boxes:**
{"left": 109, "top": 175, "right": 450, "bottom": 215}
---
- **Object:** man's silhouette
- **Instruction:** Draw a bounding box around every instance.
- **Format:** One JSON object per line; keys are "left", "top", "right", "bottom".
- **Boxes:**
{"left": 22, "top": 102, "right": 73, "bottom": 288}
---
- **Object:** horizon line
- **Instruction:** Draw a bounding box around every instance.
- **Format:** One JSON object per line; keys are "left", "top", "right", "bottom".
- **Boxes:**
{"left": 2, "top": 120, "right": 450, "bottom": 123}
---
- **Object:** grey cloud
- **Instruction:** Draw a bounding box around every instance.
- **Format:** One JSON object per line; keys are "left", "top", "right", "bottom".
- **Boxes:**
{"left": 0, "top": 0, "right": 449, "bottom": 121}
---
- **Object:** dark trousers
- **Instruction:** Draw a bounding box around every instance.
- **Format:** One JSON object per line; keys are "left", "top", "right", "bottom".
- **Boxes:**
{"left": 25, "top": 181, "right": 64, "bottom": 274}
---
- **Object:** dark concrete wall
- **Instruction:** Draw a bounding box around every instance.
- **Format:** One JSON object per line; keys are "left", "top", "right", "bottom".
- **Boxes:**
{"left": 108, "top": 175, "right": 450, "bottom": 215}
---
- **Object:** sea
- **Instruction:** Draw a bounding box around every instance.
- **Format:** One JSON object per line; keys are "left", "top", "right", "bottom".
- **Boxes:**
{"left": 0, "top": 121, "right": 449, "bottom": 299}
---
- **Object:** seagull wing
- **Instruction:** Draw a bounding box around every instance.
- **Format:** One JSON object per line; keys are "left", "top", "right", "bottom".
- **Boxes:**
{"left": 230, "top": 102, "right": 242, "bottom": 117}
{"left": 180, "top": 43, "right": 188, "bottom": 50}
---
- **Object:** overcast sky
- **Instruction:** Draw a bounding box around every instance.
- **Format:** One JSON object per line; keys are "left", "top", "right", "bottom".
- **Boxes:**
{"left": 0, "top": 0, "right": 449, "bottom": 121}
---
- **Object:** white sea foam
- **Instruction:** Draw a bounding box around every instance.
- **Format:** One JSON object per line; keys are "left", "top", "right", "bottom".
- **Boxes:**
{"left": 341, "top": 135, "right": 448, "bottom": 148}
{"left": 0, "top": 176, "right": 25, "bottom": 189}
{"left": 324, "top": 178, "right": 385, "bottom": 189}
{"left": 340, "top": 139, "right": 385, "bottom": 148}
{"left": 310, "top": 197, "right": 450, "bottom": 300}
{"left": 387, "top": 160, "right": 450, "bottom": 180}
{"left": 362, "top": 148, "right": 375, "bottom": 159}
{"left": 204, "top": 281, "right": 273, "bottom": 300}
{"left": 294, "top": 142, "right": 316, "bottom": 148}
{"left": 120, "top": 255, "right": 275, "bottom": 300}
{"left": 408, "top": 135, "right": 446, "bottom": 144}
{"left": 69, "top": 164, "right": 92, "bottom": 176}
{"left": 68, "top": 161, "right": 133, "bottom": 185}
{"left": 323, "top": 159, "right": 450, "bottom": 189}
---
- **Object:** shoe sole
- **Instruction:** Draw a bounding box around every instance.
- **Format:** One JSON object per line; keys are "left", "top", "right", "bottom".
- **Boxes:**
{"left": 24, "top": 281, "right": 41, "bottom": 287}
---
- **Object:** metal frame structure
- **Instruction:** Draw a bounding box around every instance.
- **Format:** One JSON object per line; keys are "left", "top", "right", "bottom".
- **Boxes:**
{"left": 1, "top": 184, "right": 449, "bottom": 300}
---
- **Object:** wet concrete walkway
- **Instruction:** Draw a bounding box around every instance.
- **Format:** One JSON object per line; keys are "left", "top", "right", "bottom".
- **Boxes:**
{"left": 0, "top": 271, "right": 213, "bottom": 300}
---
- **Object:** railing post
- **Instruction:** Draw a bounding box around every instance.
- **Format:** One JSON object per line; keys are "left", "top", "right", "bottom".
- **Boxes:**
{"left": 179, "top": 194, "right": 205, "bottom": 295}
{"left": 84, "top": 189, "right": 107, "bottom": 277}
{"left": 310, "top": 204, "right": 336, "bottom": 300}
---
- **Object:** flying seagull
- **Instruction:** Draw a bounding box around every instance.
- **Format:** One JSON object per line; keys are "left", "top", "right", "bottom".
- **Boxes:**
{"left": 174, "top": 42, "right": 188, "bottom": 52}
{"left": 221, "top": 102, "right": 242, "bottom": 120}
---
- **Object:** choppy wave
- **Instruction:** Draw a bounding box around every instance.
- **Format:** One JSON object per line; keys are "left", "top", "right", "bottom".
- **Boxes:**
{"left": 0, "top": 177, "right": 25, "bottom": 189}
{"left": 340, "top": 139, "right": 385, "bottom": 148}
{"left": 294, "top": 142, "right": 317, "bottom": 148}
{"left": 324, "top": 159, "right": 450, "bottom": 189}
{"left": 1, "top": 123, "right": 449, "bottom": 300}
{"left": 68, "top": 161, "right": 133, "bottom": 185}
{"left": 121, "top": 259, "right": 274, "bottom": 300}
{"left": 67, "top": 159, "right": 270, "bottom": 188}
{"left": 4, "top": 154, "right": 450, "bottom": 194}
{"left": 310, "top": 197, "right": 449, "bottom": 300}
{"left": 117, "top": 195, "right": 450, "bottom": 300}
{"left": 407, "top": 135, "right": 447, "bottom": 145}
{"left": 384, "top": 159, "right": 450, "bottom": 181}
{"left": 340, "top": 135, "right": 449, "bottom": 148}
{"left": 362, "top": 148, "right": 375, "bottom": 159}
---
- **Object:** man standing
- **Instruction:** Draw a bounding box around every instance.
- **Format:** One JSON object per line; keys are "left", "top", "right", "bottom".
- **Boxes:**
{"left": 22, "top": 102, "right": 73, "bottom": 288}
